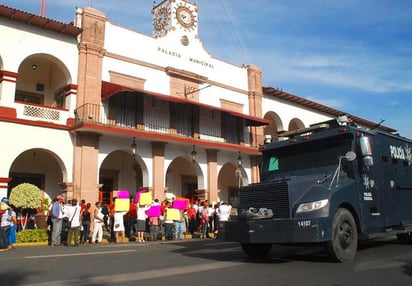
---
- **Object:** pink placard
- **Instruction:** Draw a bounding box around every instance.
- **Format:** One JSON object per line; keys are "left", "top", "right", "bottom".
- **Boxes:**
{"left": 146, "top": 205, "right": 161, "bottom": 217}
{"left": 134, "top": 189, "right": 147, "bottom": 203}
{"left": 172, "top": 199, "right": 188, "bottom": 211}
{"left": 117, "top": 190, "right": 129, "bottom": 199}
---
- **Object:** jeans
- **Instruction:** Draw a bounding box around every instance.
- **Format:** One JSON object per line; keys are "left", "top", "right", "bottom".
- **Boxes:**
{"left": 80, "top": 221, "right": 90, "bottom": 243}
{"left": 164, "top": 223, "right": 174, "bottom": 240}
{"left": 174, "top": 221, "right": 184, "bottom": 240}
{"left": 0, "top": 226, "right": 11, "bottom": 249}
{"left": 150, "top": 225, "right": 160, "bottom": 241}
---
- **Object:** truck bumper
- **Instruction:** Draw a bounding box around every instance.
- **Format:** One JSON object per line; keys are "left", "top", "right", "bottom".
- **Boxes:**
{"left": 218, "top": 217, "right": 331, "bottom": 244}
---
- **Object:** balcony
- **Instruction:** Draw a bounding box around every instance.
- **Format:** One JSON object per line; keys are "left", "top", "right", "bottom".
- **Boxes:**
{"left": 14, "top": 101, "right": 69, "bottom": 125}
{"left": 74, "top": 103, "right": 259, "bottom": 147}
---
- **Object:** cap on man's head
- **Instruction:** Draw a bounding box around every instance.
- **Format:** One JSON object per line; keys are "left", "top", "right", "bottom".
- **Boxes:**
{"left": 56, "top": 195, "right": 64, "bottom": 201}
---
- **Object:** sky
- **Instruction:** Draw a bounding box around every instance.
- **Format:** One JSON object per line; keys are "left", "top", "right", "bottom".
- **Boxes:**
{"left": 3, "top": 0, "right": 412, "bottom": 138}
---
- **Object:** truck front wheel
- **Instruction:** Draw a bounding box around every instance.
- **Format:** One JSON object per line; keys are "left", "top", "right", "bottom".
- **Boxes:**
{"left": 241, "top": 243, "right": 272, "bottom": 258}
{"left": 327, "top": 208, "right": 358, "bottom": 262}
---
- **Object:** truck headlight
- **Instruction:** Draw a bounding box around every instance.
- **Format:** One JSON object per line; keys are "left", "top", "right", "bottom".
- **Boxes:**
{"left": 296, "top": 199, "right": 329, "bottom": 213}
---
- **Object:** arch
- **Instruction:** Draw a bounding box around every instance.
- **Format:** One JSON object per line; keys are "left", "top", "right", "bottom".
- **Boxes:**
{"left": 99, "top": 150, "right": 149, "bottom": 203}
{"left": 8, "top": 148, "right": 68, "bottom": 200}
{"left": 288, "top": 118, "right": 305, "bottom": 131}
{"left": 263, "top": 111, "right": 284, "bottom": 141}
{"left": 16, "top": 53, "right": 72, "bottom": 107}
{"left": 217, "top": 162, "right": 247, "bottom": 205}
{"left": 165, "top": 156, "right": 205, "bottom": 200}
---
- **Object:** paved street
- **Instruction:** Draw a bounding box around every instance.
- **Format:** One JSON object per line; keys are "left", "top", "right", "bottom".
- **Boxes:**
{"left": 0, "top": 237, "right": 411, "bottom": 286}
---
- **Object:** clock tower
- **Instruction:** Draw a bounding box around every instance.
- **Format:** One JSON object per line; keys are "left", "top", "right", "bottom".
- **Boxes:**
{"left": 152, "top": 0, "right": 198, "bottom": 45}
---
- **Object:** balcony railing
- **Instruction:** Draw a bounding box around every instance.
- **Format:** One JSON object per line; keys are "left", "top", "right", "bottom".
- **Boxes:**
{"left": 75, "top": 103, "right": 261, "bottom": 147}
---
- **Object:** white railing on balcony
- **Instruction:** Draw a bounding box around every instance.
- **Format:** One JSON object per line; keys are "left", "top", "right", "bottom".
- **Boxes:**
{"left": 15, "top": 102, "right": 69, "bottom": 125}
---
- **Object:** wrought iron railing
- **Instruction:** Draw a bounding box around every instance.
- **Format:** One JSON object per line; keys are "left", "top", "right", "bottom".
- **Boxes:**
{"left": 74, "top": 103, "right": 263, "bottom": 147}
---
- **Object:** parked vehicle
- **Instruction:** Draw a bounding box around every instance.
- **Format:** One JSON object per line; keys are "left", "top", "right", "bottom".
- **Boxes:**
{"left": 218, "top": 117, "right": 412, "bottom": 261}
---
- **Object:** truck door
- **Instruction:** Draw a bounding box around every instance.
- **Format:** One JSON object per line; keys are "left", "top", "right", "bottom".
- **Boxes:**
{"left": 357, "top": 135, "right": 388, "bottom": 233}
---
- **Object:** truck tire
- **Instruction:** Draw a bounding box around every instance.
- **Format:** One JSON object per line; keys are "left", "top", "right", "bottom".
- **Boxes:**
{"left": 396, "top": 232, "right": 412, "bottom": 243}
{"left": 327, "top": 208, "right": 358, "bottom": 262}
{"left": 240, "top": 243, "right": 272, "bottom": 258}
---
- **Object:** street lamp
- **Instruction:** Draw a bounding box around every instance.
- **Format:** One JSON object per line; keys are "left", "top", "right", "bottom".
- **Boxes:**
{"left": 191, "top": 145, "right": 197, "bottom": 163}
{"left": 237, "top": 151, "right": 242, "bottom": 167}
{"left": 131, "top": 137, "right": 137, "bottom": 156}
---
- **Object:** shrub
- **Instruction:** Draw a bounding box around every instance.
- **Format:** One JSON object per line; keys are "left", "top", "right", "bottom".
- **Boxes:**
{"left": 16, "top": 229, "right": 48, "bottom": 243}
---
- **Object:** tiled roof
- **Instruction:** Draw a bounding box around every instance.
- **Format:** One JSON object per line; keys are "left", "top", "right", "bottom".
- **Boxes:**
{"left": 0, "top": 4, "right": 82, "bottom": 37}
{"left": 263, "top": 86, "right": 396, "bottom": 133}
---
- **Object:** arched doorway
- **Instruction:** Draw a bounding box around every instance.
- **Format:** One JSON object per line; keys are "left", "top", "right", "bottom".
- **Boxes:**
{"left": 99, "top": 150, "right": 146, "bottom": 204}
{"left": 218, "top": 163, "right": 247, "bottom": 205}
{"left": 166, "top": 157, "right": 202, "bottom": 200}
{"left": 8, "top": 148, "right": 65, "bottom": 200}
{"left": 264, "top": 111, "right": 284, "bottom": 141}
{"left": 288, "top": 118, "right": 305, "bottom": 131}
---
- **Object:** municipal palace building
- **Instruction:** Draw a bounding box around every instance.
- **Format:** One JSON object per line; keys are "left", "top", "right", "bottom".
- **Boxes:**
{"left": 0, "top": 0, "right": 395, "bottom": 205}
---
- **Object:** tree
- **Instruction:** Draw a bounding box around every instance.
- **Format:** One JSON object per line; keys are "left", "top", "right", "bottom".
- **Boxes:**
{"left": 9, "top": 183, "right": 42, "bottom": 230}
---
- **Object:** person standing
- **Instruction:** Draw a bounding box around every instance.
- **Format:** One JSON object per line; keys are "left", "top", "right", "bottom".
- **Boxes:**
{"left": 50, "top": 195, "right": 65, "bottom": 246}
{"left": 164, "top": 201, "right": 174, "bottom": 240}
{"left": 126, "top": 197, "right": 137, "bottom": 241}
{"left": 113, "top": 211, "right": 126, "bottom": 243}
{"left": 174, "top": 209, "right": 184, "bottom": 240}
{"left": 80, "top": 203, "right": 91, "bottom": 244}
{"left": 0, "top": 203, "right": 12, "bottom": 251}
{"left": 187, "top": 203, "right": 197, "bottom": 234}
{"left": 200, "top": 202, "right": 210, "bottom": 239}
{"left": 136, "top": 204, "right": 150, "bottom": 243}
{"left": 7, "top": 205, "right": 17, "bottom": 250}
{"left": 66, "top": 199, "right": 81, "bottom": 246}
{"left": 91, "top": 201, "right": 104, "bottom": 244}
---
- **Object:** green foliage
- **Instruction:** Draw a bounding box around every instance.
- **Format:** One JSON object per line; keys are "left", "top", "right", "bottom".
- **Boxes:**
{"left": 16, "top": 229, "right": 48, "bottom": 243}
{"left": 39, "top": 198, "right": 51, "bottom": 212}
{"left": 9, "top": 183, "right": 42, "bottom": 209}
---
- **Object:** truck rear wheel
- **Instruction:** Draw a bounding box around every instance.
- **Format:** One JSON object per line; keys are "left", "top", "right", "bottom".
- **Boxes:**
{"left": 240, "top": 243, "right": 272, "bottom": 258}
{"left": 327, "top": 208, "right": 358, "bottom": 262}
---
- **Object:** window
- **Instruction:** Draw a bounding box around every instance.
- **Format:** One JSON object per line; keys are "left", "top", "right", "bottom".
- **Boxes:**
{"left": 15, "top": 91, "right": 43, "bottom": 104}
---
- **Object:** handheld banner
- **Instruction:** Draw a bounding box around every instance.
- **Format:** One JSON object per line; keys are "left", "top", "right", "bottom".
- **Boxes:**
{"left": 172, "top": 199, "right": 188, "bottom": 210}
{"left": 117, "top": 190, "right": 129, "bottom": 199}
{"left": 114, "top": 198, "right": 130, "bottom": 212}
{"left": 139, "top": 191, "right": 152, "bottom": 206}
{"left": 134, "top": 189, "right": 147, "bottom": 203}
{"left": 146, "top": 205, "right": 161, "bottom": 217}
{"left": 166, "top": 208, "right": 180, "bottom": 221}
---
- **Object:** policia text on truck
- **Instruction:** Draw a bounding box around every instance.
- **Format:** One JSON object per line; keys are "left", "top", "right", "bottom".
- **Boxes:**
{"left": 218, "top": 117, "right": 412, "bottom": 262}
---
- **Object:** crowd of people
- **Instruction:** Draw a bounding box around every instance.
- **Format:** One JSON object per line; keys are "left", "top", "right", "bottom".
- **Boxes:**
{"left": 46, "top": 194, "right": 232, "bottom": 247}
{"left": 0, "top": 193, "right": 233, "bottom": 249}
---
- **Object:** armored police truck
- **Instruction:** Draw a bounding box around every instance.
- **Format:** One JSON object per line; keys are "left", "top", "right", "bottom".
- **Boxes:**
{"left": 218, "top": 117, "right": 412, "bottom": 261}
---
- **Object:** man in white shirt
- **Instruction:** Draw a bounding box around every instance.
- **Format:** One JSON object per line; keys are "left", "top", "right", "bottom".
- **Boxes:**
{"left": 91, "top": 201, "right": 104, "bottom": 244}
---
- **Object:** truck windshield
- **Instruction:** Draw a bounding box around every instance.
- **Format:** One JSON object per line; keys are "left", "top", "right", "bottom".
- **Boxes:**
{"left": 261, "top": 133, "right": 353, "bottom": 178}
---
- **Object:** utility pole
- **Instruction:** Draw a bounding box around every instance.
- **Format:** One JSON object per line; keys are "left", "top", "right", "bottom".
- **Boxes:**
{"left": 40, "top": 0, "right": 46, "bottom": 17}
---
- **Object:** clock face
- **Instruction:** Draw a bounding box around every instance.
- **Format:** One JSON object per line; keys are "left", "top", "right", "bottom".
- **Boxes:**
{"left": 153, "top": 6, "right": 170, "bottom": 32}
{"left": 176, "top": 6, "right": 196, "bottom": 29}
